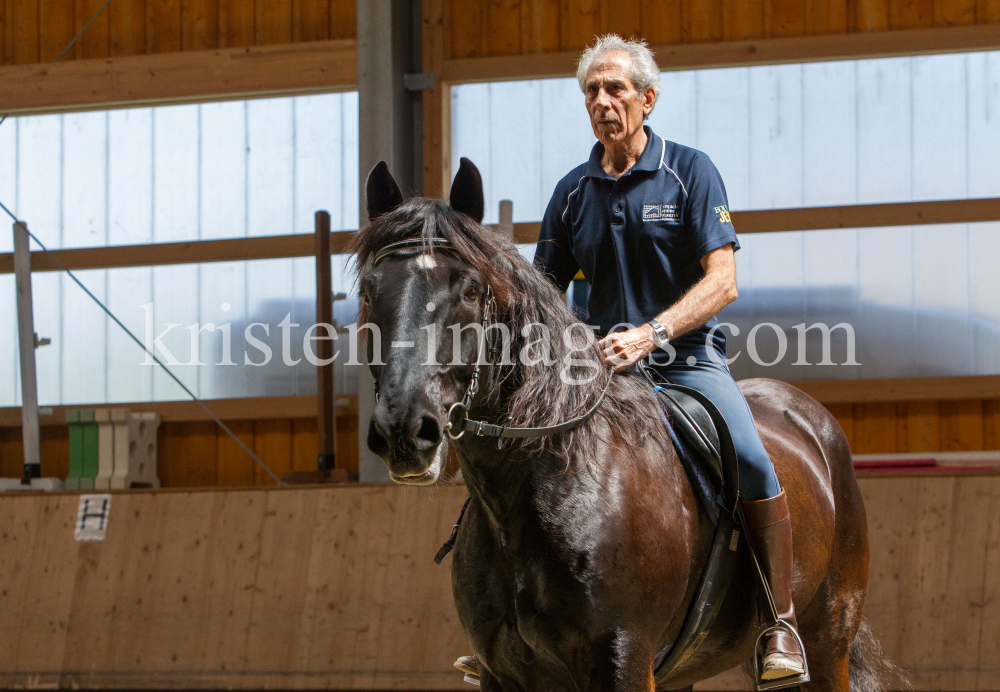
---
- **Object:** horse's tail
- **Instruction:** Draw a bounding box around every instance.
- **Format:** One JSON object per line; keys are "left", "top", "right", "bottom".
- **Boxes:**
{"left": 849, "top": 618, "right": 909, "bottom": 692}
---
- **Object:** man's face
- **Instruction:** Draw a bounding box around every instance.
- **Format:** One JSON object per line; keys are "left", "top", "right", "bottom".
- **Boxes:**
{"left": 584, "top": 52, "right": 655, "bottom": 147}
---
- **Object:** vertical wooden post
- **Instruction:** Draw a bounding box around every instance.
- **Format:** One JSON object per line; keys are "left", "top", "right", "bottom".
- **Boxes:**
{"left": 13, "top": 222, "right": 41, "bottom": 483}
{"left": 315, "top": 211, "right": 336, "bottom": 474}
{"left": 422, "top": 0, "right": 451, "bottom": 198}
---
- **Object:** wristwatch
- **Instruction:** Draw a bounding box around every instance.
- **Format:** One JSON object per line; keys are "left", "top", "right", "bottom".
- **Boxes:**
{"left": 648, "top": 319, "right": 671, "bottom": 349}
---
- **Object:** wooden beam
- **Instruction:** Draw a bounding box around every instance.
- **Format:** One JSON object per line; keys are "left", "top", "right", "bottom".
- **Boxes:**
{"left": 440, "top": 23, "right": 1000, "bottom": 84}
{"left": 1, "top": 198, "right": 996, "bottom": 275}
{"left": 511, "top": 197, "right": 1000, "bottom": 244}
{"left": 790, "top": 375, "right": 1000, "bottom": 404}
{"left": 0, "top": 231, "right": 357, "bottom": 273}
{"left": 731, "top": 198, "right": 1000, "bottom": 233}
{"left": 0, "top": 39, "right": 357, "bottom": 116}
{"left": 0, "top": 394, "right": 358, "bottom": 428}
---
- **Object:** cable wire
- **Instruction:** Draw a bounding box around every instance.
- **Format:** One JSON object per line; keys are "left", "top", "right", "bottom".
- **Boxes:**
{"left": 0, "top": 199, "right": 282, "bottom": 485}
{"left": 55, "top": 0, "right": 116, "bottom": 63}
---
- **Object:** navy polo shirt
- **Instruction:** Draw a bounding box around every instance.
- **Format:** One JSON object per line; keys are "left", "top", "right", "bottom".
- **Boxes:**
{"left": 534, "top": 127, "right": 739, "bottom": 356}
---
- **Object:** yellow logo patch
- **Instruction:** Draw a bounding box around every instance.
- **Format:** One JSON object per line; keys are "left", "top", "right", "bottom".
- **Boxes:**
{"left": 714, "top": 205, "right": 731, "bottom": 223}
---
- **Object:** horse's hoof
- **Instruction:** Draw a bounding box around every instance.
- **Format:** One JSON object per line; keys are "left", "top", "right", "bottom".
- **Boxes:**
{"left": 760, "top": 652, "right": 805, "bottom": 680}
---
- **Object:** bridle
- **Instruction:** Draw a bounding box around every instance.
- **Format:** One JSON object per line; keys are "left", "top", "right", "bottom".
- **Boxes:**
{"left": 369, "top": 237, "right": 613, "bottom": 446}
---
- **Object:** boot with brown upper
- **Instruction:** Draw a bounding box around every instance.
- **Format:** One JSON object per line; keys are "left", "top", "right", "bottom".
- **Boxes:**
{"left": 740, "top": 489, "right": 807, "bottom": 683}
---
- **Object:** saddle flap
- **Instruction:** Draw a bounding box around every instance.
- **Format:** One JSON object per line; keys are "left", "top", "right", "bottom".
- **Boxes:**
{"left": 656, "top": 388, "right": 724, "bottom": 490}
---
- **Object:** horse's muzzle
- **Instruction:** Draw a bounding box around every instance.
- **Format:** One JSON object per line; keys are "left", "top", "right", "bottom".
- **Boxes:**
{"left": 368, "top": 405, "right": 447, "bottom": 485}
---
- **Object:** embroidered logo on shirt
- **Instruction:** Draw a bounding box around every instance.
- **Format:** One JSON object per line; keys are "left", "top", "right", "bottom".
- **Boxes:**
{"left": 642, "top": 203, "right": 679, "bottom": 222}
{"left": 714, "top": 205, "right": 732, "bottom": 223}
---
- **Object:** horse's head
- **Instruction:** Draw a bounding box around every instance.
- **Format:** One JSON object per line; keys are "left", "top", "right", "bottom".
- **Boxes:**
{"left": 354, "top": 158, "right": 497, "bottom": 485}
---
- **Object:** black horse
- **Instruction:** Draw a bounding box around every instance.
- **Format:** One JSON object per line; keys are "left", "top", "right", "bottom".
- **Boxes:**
{"left": 352, "top": 159, "right": 893, "bottom": 691}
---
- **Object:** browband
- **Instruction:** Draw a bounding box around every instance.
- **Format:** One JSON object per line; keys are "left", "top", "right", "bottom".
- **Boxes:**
{"left": 371, "top": 237, "right": 454, "bottom": 268}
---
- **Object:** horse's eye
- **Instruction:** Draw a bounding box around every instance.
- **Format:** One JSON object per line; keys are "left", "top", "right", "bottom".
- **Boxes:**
{"left": 464, "top": 287, "right": 479, "bottom": 302}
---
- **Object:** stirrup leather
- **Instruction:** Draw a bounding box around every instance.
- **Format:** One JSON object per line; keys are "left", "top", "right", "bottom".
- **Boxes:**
{"left": 753, "top": 620, "right": 810, "bottom": 691}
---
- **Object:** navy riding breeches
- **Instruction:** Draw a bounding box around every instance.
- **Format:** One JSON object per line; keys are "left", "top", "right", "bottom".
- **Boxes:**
{"left": 648, "top": 351, "right": 781, "bottom": 501}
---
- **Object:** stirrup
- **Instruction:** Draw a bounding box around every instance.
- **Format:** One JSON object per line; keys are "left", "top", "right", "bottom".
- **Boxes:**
{"left": 753, "top": 620, "right": 810, "bottom": 691}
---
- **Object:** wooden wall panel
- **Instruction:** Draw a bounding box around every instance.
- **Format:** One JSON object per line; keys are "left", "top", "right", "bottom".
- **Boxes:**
{"left": 216, "top": 419, "right": 255, "bottom": 486}
{"left": 256, "top": 0, "right": 293, "bottom": 44}
{"left": 0, "top": 478, "right": 992, "bottom": 689}
{"left": 75, "top": 0, "right": 110, "bottom": 58}
{"left": 327, "top": 0, "right": 354, "bottom": 39}
{"left": 109, "top": 0, "right": 146, "bottom": 55}
{"left": 40, "top": 0, "right": 74, "bottom": 61}
{"left": 601, "top": 0, "right": 641, "bottom": 39}
{"left": 438, "top": 0, "right": 999, "bottom": 61}
{"left": 147, "top": 0, "right": 182, "bottom": 53}
{"left": 559, "top": 0, "right": 601, "bottom": 50}
{"left": 682, "top": 0, "right": 723, "bottom": 43}
{"left": 253, "top": 419, "right": 292, "bottom": 485}
{"left": 522, "top": 0, "right": 561, "bottom": 53}
{"left": 450, "top": 0, "right": 482, "bottom": 58}
{"left": 487, "top": 0, "right": 522, "bottom": 56}
{"left": 1, "top": 0, "right": 356, "bottom": 65}
{"left": 181, "top": 0, "right": 218, "bottom": 50}
{"left": 157, "top": 420, "right": 219, "bottom": 488}
{"left": 293, "top": 0, "right": 328, "bottom": 42}
{"left": 765, "top": 0, "right": 807, "bottom": 37}
{"left": 722, "top": 0, "right": 765, "bottom": 39}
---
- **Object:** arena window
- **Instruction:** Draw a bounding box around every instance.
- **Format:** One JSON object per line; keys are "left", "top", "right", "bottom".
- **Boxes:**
{"left": 451, "top": 51, "right": 1000, "bottom": 381}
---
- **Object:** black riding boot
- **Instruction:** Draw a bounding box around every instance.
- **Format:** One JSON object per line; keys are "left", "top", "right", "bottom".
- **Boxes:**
{"left": 740, "top": 489, "right": 806, "bottom": 681}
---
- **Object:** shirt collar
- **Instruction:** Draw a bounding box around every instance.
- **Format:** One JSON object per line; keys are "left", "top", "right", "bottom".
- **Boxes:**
{"left": 584, "top": 126, "right": 662, "bottom": 179}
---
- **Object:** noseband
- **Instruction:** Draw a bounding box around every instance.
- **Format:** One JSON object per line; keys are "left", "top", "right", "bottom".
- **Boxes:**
{"left": 369, "top": 237, "right": 613, "bottom": 445}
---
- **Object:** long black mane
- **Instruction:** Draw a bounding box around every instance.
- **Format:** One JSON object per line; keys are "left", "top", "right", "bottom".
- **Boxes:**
{"left": 351, "top": 197, "right": 669, "bottom": 464}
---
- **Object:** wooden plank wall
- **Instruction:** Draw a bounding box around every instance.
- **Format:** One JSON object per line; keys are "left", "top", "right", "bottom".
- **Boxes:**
{"left": 0, "top": 412, "right": 359, "bottom": 486}
{"left": 0, "top": 478, "right": 993, "bottom": 690}
{"left": 828, "top": 399, "right": 1000, "bottom": 455}
{"left": 0, "top": 0, "right": 357, "bottom": 65}
{"left": 444, "top": 0, "right": 1000, "bottom": 59}
{"left": 0, "top": 396, "right": 994, "bottom": 488}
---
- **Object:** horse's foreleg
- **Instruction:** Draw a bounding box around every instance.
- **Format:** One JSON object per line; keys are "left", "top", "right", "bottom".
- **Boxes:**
{"left": 588, "top": 632, "right": 658, "bottom": 692}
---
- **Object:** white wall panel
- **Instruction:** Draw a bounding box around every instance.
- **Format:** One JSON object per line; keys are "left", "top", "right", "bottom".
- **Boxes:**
{"left": 18, "top": 115, "right": 63, "bottom": 405}
{"left": 912, "top": 55, "right": 967, "bottom": 201}
{"left": 695, "top": 68, "right": 750, "bottom": 210}
{"left": 803, "top": 62, "right": 857, "bottom": 207}
{"left": 856, "top": 58, "right": 912, "bottom": 204}
{"left": 61, "top": 113, "right": 108, "bottom": 404}
{"left": 152, "top": 106, "right": 200, "bottom": 400}
{"left": 0, "top": 93, "right": 358, "bottom": 405}
{"left": 451, "top": 51, "right": 1000, "bottom": 381}
{"left": 0, "top": 120, "right": 19, "bottom": 404}
{"left": 749, "top": 65, "right": 804, "bottom": 209}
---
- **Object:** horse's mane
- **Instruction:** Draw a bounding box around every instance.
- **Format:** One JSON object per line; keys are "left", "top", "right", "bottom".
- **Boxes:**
{"left": 351, "top": 197, "right": 670, "bottom": 465}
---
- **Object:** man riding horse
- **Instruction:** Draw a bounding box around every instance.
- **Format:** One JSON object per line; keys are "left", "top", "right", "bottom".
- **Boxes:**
{"left": 456, "top": 34, "right": 806, "bottom": 685}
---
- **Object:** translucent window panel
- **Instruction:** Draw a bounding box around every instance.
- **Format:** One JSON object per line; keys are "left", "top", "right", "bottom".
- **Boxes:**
{"left": 451, "top": 51, "right": 1000, "bottom": 223}
{"left": 0, "top": 257, "right": 361, "bottom": 407}
{"left": 0, "top": 92, "right": 360, "bottom": 253}
{"left": 719, "top": 221, "right": 1000, "bottom": 382}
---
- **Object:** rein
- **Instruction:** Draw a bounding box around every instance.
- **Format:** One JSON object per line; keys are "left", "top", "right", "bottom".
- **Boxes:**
{"left": 369, "top": 237, "right": 614, "bottom": 444}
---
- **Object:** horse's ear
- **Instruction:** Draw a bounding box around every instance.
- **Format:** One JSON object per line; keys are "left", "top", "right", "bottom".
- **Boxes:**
{"left": 449, "top": 157, "right": 485, "bottom": 224}
{"left": 365, "top": 161, "right": 403, "bottom": 220}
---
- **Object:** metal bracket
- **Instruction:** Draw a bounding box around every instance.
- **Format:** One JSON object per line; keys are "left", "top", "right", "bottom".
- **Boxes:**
{"left": 404, "top": 72, "right": 435, "bottom": 91}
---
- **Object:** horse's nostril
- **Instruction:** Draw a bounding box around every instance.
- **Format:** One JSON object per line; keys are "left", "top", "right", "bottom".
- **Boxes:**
{"left": 415, "top": 416, "right": 442, "bottom": 447}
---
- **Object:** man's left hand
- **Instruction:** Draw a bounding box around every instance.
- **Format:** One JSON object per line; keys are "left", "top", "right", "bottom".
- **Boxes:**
{"left": 600, "top": 325, "right": 656, "bottom": 372}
